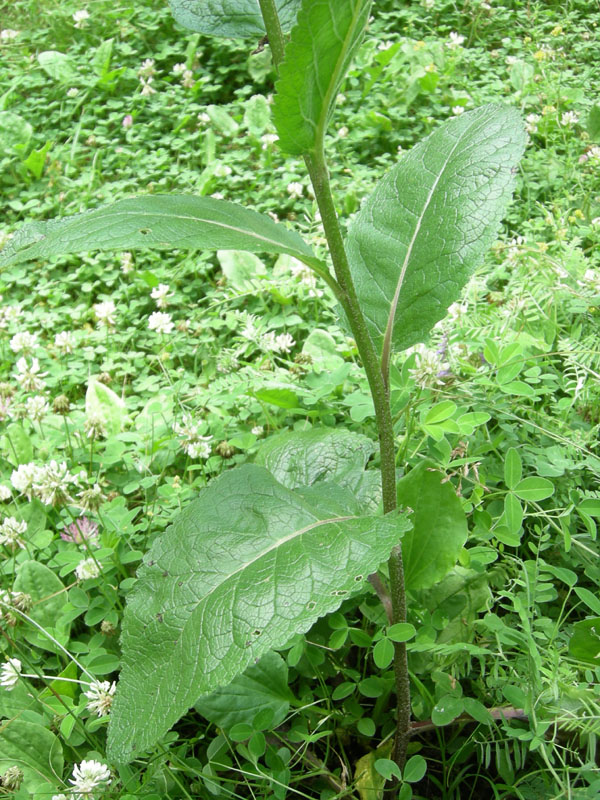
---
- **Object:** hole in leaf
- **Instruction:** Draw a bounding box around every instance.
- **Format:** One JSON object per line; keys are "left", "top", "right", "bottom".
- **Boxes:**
{"left": 306, "top": 601, "right": 316, "bottom": 611}
{"left": 354, "top": 574, "right": 363, "bottom": 582}
{"left": 139, "top": 228, "right": 152, "bottom": 235}
{"left": 253, "top": 629, "right": 262, "bottom": 637}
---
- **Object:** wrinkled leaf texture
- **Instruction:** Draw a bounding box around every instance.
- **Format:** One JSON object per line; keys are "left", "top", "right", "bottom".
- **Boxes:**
{"left": 107, "top": 464, "right": 410, "bottom": 763}
{"left": 273, "top": 0, "right": 371, "bottom": 154}
{"left": 167, "top": 0, "right": 302, "bottom": 37}
{"left": 0, "top": 195, "right": 323, "bottom": 270}
{"left": 346, "top": 105, "right": 526, "bottom": 361}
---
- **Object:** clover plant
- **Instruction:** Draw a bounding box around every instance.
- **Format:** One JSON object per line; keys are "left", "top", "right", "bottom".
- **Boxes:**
{"left": 0, "top": 0, "right": 526, "bottom": 771}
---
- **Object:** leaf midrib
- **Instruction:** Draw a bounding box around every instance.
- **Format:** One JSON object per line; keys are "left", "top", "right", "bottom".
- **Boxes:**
{"left": 313, "top": 0, "right": 369, "bottom": 153}
{"left": 380, "top": 123, "right": 471, "bottom": 373}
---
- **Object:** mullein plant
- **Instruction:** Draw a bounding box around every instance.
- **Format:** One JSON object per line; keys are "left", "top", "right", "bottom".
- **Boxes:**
{"left": 0, "top": 0, "right": 526, "bottom": 777}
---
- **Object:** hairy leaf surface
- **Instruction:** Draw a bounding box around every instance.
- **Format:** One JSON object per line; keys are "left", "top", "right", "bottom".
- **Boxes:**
{"left": 107, "top": 464, "right": 410, "bottom": 763}
{"left": 396, "top": 461, "right": 468, "bottom": 590}
{"left": 273, "top": 0, "right": 372, "bottom": 154}
{"left": 346, "top": 105, "right": 526, "bottom": 361}
{"left": 0, "top": 195, "right": 322, "bottom": 269}
{"left": 167, "top": 0, "right": 302, "bottom": 37}
{"left": 255, "top": 427, "right": 375, "bottom": 488}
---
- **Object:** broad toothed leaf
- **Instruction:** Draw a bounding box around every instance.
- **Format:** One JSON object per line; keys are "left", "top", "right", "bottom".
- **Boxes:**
{"left": 167, "top": 0, "right": 302, "bottom": 38}
{"left": 273, "top": 0, "right": 372, "bottom": 154}
{"left": 107, "top": 464, "right": 410, "bottom": 763}
{"left": 346, "top": 105, "right": 526, "bottom": 362}
{"left": 0, "top": 194, "right": 322, "bottom": 270}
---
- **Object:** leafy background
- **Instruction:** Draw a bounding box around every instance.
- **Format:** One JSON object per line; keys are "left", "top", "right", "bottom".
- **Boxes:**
{"left": 0, "top": 0, "right": 600, "bottom": 797}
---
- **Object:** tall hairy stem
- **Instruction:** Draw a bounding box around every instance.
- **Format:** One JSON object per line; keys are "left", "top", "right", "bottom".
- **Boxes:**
{"left": 258, "top": 0, "right": 411, "bottom": 770}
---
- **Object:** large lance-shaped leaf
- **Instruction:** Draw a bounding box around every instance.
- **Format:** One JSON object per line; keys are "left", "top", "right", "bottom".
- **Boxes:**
{"left": 273, "top": 0, "right": 372, "bottom": 155}
{"left": 346, "top": 105, "right": 526, "bottom": 363}
{"left": 106, "top": 464, "right": 410, "bottom": 763}
{"left": 167, "top": 0, "right": 302, "bottom": 38}
{"left": 396, "top": 460, "right": 468, "bottom": 590}
{"left": 0, "top": 194, "right": 322, "bottom": 269}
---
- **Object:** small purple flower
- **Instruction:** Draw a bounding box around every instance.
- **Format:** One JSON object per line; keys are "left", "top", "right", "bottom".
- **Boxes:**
{"left": 122, "top": 114, "right": 133, "bottom": 129}
{"left": 61, "top": 517, "right": 99, "bottom": 545}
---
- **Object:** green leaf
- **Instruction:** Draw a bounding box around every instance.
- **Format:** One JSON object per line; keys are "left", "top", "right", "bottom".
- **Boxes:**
{"left": 579, "top": 499, "right": 600, "bottom": 517}
{"left": 0, "top": 111, "right": 33, "bottom": 154}
{"left": 574, "top": 588, "right": 600, "bottom": 616}
{"left": 424, "top": 401, "right": 456, "bottom": 425}
{"left": 396, "top": 461, "right": 468, "bottom": 590}
{"left": 167, "top": 0, "right": 302, "bottom": 37}
{"left": 273, "top": 0, "right": 371, "bottom": 154}
{"left": 195, "top": 651, "right": 292, "bottom": 730}
{"left": 374, "top": 758, "right": 402, "bottom": 782}
{"left": 38, "top": 50, "right": 77, "bottom": 83}
{"left": 403, "top": 755, "right": 427, "bottom": 783}
{"left": 504, "top": 493, "right": 523, "bottom": 535}
{"left": 346, "top": 105, "right": 526, "bottom": 360}
{"left": 587, "top": 104, "right": 600, "bottom": 141}
{"left": 302, "top": 329, "right": 345, "bottom": 372}
{"left": 568, "top": 617, "right": 600, "bottom": 665}
{"left": 244, "top": 94, "right": 271, "bottom": 137}
{"left": 217, "top": 249, "right": 265, "bottom": 291}
{"left": 255, "top": 427, "right": 375, "bottom": 489}
{"left": 107, "top": 464, "right": 410, "bottom": 763}
{"left": 13, "top": 561, "right": 70, "bottom": 653}
{"left": 431, "top": 694, "right": 464, "bottom": 726}
{"left": 86, "top": 379, "right": 127, "bottom": 437}
{"left": 372, "top": 637, "right": 394, "bottom": 669}
{"left": 0, "top": 720, "right": 63, "bottom": 791}
{"left": 387, "top": 623, "right": 416, "bottom": 643}
{"left": 504, "top": 447, "right": 522, "bottom": 489}
{"left": 253, "top": 387, "right": 299, "bottom": 408}
{"left": 0, "top": 195, "right": 323, "bottom": 270}
{"left": 512, "top": 476, "right": 554, "bottom": 502}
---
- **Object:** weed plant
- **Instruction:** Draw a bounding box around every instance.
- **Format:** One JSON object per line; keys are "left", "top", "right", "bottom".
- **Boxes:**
{"left": 0, "top": 1, "right": 600, "bottom": 798}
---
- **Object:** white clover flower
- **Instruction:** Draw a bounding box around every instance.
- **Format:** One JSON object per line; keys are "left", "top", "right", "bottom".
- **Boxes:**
{"left": 560, "top": 111, "right": 579, "bottom": 126}
{"left": 378, "top": 40, "right": 394, "bottom": 51}
{"left": 140, "top": 77, "right": 156, "bottom": 96}
{"left": 423, "top": 0, "right": 435, "bottom": 8}
{"left": 93, "top": 300, "right": 116, "bottom": 328}
{"left": 172, "top": 62, "right": 187, "bottom": 75}
{"left": 72, "top": 9, "right": 90, "bottom": 28}
{"left": 214, "top": 163, "right": 232, "bottom": 177}
{"left": 84, "top": 680, "right": 116, "bottom": 716}
{"left": 197, "top": 111, "right": 211, "bottom": 125}
{"left": 451, "top": 106, "right": 465, "bottom": 116}
{"left": 591, "top": 217, "right": 600, "bottom": 227}
{"left": 0, "top": 517, "right": 27, "bottom": 548}
{"left": 54, "top": 331, "right": 75, "bottom": 353}
{"left": 0, "top": 485, "right": 11, "bottom": 502}
{"left": 525, "top": 113, "right": 541, "bottom": 133}
{"left": 274, "top": 333, "right": 295, "bottom": 353}
{"left": 408, "top": 344, "right": 447, "bottom": 389}
{"left": 261, "top": 133, "right": 278, "bottom": 149}
{"left": 150, "top": 283, "right": 174, "bottom": 308}
{"left": 34, "top": 461, "right": 80, "bottom": 506}
{"left": 51, "top": 795, "right": 69, "bottom": 800}
{"left": 25, "top": 395, "right": 49, "bottom": 422}
{"left": 447, "top": 31, "right": 465, "bottom": 48}
{"left": 186, "top": 437, "right": 212, "bottom": 459}
{"left": 251, "top": 425, "right": 264, "bottom": 436}
{"left": 506, "top": 55, "right": 518, "bottom": 66}
{"left": 84, "top": 412, "right": 107, "bottom": 440}
{"left": 11, "top": 463, "right": 43, "bottom": 499}
{"left": 138, "top": 58, "right": 156, "bottom": 78}
{"left": 15, "top": 357, "right": 47, "bottom": 392}
{"left": 338, "top": 126, "right": 349, "bottom": 138}
{"left": 0, "top": 29, "right": 19, "bottom": 41}
{"left": 68, "top": 760, "right": 111, "bottom": 799}
{"left": 0, "top": 658, "right": 22, "bottom": 690}
{"left": 148, "top": 311, "right": 174, "bottom": 334}
{"left": 286, "top": 181, "right": 304, "bottom": 199}
{"left": 75, "top": 558, "right": 101, "bottom": 581}
{"left": 67, "top": 87, "right": 79, "bottom": 98}
{"left": 181, "top": 69, "right": 195, "bottom": 88}
{"left": 9, "top": 331, "right": 38, "bottom": 354}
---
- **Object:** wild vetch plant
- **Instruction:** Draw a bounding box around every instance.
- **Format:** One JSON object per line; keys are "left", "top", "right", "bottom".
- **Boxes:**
{"left": 0, "top": 0, "right": 526, "bottom": 774}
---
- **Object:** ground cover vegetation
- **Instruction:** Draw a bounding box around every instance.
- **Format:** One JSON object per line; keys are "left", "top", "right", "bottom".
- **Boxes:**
{"left": 0, "top": 0, "right": 599, "bottom": 798}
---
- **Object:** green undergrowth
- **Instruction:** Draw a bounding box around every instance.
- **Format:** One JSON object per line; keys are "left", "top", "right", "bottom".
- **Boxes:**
{"left": 0, "top": 0, "right": 599, "bottom": 798}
